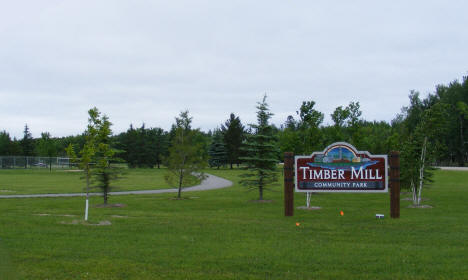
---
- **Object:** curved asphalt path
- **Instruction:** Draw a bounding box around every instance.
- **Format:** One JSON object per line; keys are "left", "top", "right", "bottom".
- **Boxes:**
{"left": 436, "top": 166, "right": 468, "bottom": 171}
{"left": 0, "top": 173, "right": 233, "bottom": 199}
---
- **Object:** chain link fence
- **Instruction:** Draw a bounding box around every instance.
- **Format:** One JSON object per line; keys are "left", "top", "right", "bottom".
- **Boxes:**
{"left": 0, "top": 156, "right": 72, "bottom": 169}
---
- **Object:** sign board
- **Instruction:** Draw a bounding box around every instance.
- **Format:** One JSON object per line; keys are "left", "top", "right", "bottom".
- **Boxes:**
{"left": 295, "top": 142, "right": 388, "bottom": 193}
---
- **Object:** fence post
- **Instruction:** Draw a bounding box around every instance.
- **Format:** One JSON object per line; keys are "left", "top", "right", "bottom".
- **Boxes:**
{"left": 389, "top": 151, "right": 400, "bottom": 218}
{"left": 284, "top": 152, "right": 294, "bottom": 217}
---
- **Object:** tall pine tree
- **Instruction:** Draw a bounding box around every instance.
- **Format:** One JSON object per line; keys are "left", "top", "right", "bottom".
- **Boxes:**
{"left": 221, "top": 113, "right": 245, "bottom": 168}
{"left": 20, "top": 124, "right": 35, "bottom": 157}
{"left": 208, "top": 129, "right": 227, "bottom": 169}
{"left": 240, "top": 95, "right": 279, "bottom": 200}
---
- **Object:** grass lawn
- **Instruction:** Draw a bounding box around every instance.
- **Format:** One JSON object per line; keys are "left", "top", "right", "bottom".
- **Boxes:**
{"left": 0, "top": 168, "right": 172, "bottom": 194}
{"left": 0, "top": 168, "right": 467, "bottom": 279}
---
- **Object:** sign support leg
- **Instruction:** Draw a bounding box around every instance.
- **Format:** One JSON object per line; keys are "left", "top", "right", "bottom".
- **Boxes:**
{"left": 389, "top": 151, "right": 400, "bottom": 218}
{"left": 284, "top": 152, "right": 294, "bottom": 217}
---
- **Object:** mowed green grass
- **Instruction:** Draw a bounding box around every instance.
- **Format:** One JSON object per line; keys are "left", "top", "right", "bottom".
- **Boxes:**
{"left": 0, "top": 169, "right": 467, "bottom": 279}
{"left": 0, "top": 168, "right": 172, "bottom": 194}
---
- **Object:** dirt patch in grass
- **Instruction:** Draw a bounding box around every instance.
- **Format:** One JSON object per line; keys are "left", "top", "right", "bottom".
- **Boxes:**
{"left": 34, "top": 213, "right": 76, "bottom": 217}
{"left": 407, "top": 204, "right": 433, "bottom": 208}
{"left": 402, "top": 197, "right": 430, "bottom": 201}
{"left": 297, "top": 206, "right": 322, "bottom": 210}
{"left": 111, "top": 215, "right": 128, "bottom": 218}
{"left": 60, "top": 220, "right": 112, "bottom": 226}
{"left": 169, "top": 197, "right": 193, "bottom": 200}
{"left": 0, "top": 190, "right": 15, "bottom": 193}
{"left": 94, "top": 203, "right": 127, "bottom": 208}
{"left": 249, "top": 200, "right": 274, "bottom": 203}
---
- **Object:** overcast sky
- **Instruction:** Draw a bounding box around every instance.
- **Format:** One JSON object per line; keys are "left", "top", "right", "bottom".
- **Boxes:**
{"left": 1, "top": 1, "right": 468, "bottom": 139}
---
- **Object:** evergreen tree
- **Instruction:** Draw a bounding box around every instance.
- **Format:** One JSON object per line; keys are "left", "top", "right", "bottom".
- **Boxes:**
{"left": 208, "top": 129, "right": 227, "bottom": 169}
{"left": 121, "top": 125, "right": 139, "bottom": 167}
{"left": 20, "top": 124, "right": 35, "bottom": 157}
{"left": 147, "top": 127, "right": 168, "bottom": 168}
{"left": 0, "top": 131, "right": 13, "bottom": 156}
{"left": 221, "top": 113, "right": 245, "bottom": 168}
{"left": 240, "top": 95, "right": 279, "bottom": 200}
{"left": 118, "top": 125, "right": 169, "bottom": 168}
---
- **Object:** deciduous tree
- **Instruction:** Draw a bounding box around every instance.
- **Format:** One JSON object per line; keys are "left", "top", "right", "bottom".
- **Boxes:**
{"left": 165, "top": 111, "right": 207, "bottom": 198}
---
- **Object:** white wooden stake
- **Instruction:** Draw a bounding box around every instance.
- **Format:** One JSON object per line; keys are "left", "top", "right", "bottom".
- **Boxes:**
{"left": 85, "top": 199, "right": 89, "bottom": 221}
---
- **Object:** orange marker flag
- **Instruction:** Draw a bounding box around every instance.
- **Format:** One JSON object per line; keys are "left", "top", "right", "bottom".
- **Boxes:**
{"left": 340, "top": 211, "right": 344, "bottom": 216}
{"left": 296, "top": 222, "right": 301, "bottom": 226}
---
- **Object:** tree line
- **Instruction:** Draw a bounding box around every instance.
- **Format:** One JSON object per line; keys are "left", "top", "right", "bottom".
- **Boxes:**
{"left": 1, "top": 74, "right": 468, "bottom": 203}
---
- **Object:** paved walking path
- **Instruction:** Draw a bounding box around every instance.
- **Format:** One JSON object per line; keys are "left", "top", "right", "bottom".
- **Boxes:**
{"left": 436, "top": 166, "right": 468, "bottom": 171}
{"left": 0, "top": 173, "right": 233, "bottom": 199}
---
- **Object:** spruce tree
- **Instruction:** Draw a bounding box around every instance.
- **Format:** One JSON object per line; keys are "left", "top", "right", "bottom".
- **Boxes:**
{"left": 20, "top": 124, "right": 35, "bottom": 157}
{"left": 240, "top": 95, "right": 279, "bottom": 200}
{"left": 221, "top": 113, "right": 245, "bottom": 168}
{"left": 147, "top": 127, "right": 168, "bottom": 168}
{"left": 208, "top": 129, "right": 227, "bottom": 169}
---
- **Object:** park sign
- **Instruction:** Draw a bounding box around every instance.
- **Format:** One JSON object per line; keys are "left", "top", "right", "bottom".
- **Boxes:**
{"left": 295, "top": 142, "right": 388, "bottom": 193}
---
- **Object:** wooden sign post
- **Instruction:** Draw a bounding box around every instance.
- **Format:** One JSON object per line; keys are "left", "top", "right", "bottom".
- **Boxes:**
{"left": 389, "top": 151, "right": 400, "bottom": 218}
{"left": 284, "top": 152, "right": 294, "bottom": 216}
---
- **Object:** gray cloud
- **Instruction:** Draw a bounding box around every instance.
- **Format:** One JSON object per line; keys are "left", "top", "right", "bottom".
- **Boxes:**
{"left": 1, "top": 0, "right": 468, "bottom": 138}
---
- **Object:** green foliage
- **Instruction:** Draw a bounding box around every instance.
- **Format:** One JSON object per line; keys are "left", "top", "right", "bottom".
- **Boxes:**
{"left": 278, "top": 101, "right": 323, "bottom": 156}
{"left": 240, "top": 95, "right": 279, "bottom": 200}
{"left": 117, "top": 125, "right": 168, "bottom": 168}
{"left": 331, "top": 105, "right": 350, "bottom": 128}
{"left": 0, "top": 131, "right": 13, "bottom": 156}
{"left": 434, "top": 77, "right": 468, "bottom": 166}
{"left": 89, "top": 108, "right": 119, "bottom": 205}
{"left": 208, "top": 129, "right": 227, "bottom": 169}
{"left": 66, "top": 107, "right": 119, "bottom": 205}
{"left": 35, "top": 132, "right": 57, "bottom": 161}
{"left": 220, "top": 113, "right": 245, "bottom": 168}
{"left": 20, "top": 124, "right": 34, "bottom": 157}
{"left": 278, "top": 126, "right": 302, "bottom": 155}
{"left": 164, "top": 111, "right": 207, "bottom": 198}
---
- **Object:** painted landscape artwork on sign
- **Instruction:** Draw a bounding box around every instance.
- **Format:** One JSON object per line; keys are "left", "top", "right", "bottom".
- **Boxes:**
{"left": 295, "top": 142, "right": 388, "bottom": 193}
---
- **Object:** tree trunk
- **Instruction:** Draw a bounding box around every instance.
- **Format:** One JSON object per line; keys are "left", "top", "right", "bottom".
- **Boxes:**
{"left": 178, "top": 168, "right": 183, "bottom": 199}
{"left": 104, "top": 191, "right": 108, "bottom": 205}
{"left": 411, "top": 181, "right": 417, "bottom": 206}
{"left": 418, "top": 137, "right": 427, "bottom": 206}
{"left": 459, "top": 115, "right": 465, "bottom": 167}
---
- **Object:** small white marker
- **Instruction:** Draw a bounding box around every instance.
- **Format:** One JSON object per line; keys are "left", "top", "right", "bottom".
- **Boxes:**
{"left": 376, "top": 214, "right": 384, "bottom": 219}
